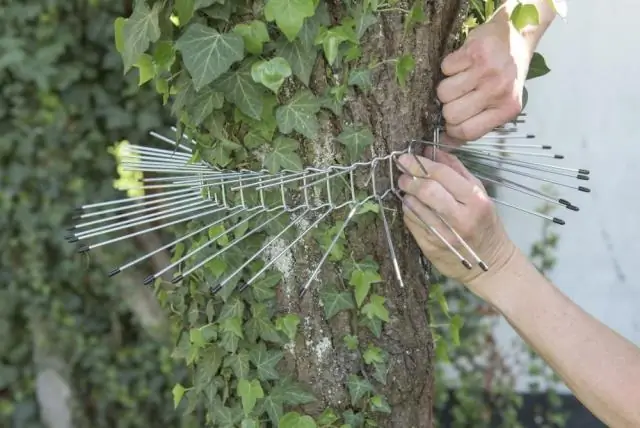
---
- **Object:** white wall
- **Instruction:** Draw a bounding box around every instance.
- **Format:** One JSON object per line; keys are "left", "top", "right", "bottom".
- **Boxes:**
{"left": 492, "top": 0, "right": 640, "bottom": 392}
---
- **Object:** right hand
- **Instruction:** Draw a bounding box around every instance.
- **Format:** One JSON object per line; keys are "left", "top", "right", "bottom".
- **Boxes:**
{"left": 396, "top": 148, "right": 519, "bottom": 296}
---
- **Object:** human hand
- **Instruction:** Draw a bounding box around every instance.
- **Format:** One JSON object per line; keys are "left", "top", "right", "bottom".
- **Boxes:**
{"left": 396, "top": 148, "right": 518, "bottom": 296}
{"left": 436, "top": 11, "right": 532, "bottom": 143}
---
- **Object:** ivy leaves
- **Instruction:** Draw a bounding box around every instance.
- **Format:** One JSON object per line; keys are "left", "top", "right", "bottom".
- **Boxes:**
{"left": 336, "top": 125, "right": 374, "bottom": 162}
{"left": 120, "top": 1, "right": 162, "bottom": 72}
{"left": 251, "top": 57, "right": 292, "bottom": 94}
{"left": 264, "top": 0, "right": 317, "bottom": 41}
{"left": 263, "top": 137, "right": 303, "bottom": 173}
{"left": 275, "top": 90, "right": 321, "bottom": 139}
{"left": 175, "top": 24, "right": 245, "bottom": 91}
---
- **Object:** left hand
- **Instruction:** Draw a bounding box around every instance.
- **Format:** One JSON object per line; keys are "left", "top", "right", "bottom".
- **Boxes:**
{"left": 436, "top": 13, "right": 533, "bottom": 143}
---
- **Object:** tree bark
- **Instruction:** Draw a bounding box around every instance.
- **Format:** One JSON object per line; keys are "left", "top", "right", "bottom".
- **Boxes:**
{"left": 273, "top": 1, "right": 467, "bottom": 427}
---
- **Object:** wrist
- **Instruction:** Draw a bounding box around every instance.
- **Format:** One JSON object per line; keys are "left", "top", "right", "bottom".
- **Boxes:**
{"left": 468, "top": 245, "right": 543, "bottom": 314}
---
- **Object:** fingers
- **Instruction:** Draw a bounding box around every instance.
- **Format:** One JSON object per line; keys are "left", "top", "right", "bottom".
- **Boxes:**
{"left": 422, "top": 147, "right": 482, "bottom": 185}
{"left": 436, "top": 24, "right": 524, "bottom": 142}
{"left": 396, "top": 153, "right": 478, "bottom": 203}
{"left": 441, "top": 45, "right": 473, "bottom": 76}
{"left": 398, "top": 175, "right": 460, "bottom": 220}
{"left": 445, "top": 108, "right": 510, "bottom": 142}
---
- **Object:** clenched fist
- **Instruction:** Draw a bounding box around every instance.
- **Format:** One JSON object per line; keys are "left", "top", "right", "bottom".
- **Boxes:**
{"left": 437, "top": 1, "right": 556, "bottom": 143}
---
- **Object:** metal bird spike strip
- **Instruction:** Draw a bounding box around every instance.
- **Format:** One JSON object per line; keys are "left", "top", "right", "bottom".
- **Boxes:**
{"left": 66, "top": 115, "right": 591, "bottom": 296}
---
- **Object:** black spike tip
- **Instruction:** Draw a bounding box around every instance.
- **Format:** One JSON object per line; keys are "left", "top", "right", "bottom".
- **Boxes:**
{"left": 66, "top": 236, "right": 79, "bottom": 243}
{"left": 479, "top": 261, "right": 489, "bottom": 272}
{"left": 462, "top": 260, "right": 473, "bottom": 270}
{"left": 578, "top": 186, "right": 591, "bottom": 193}
{"left": 578, "top": 169, "right": 590, "bottom": 175}
{"left": 77, "top": 245, "right": 89, "bottom": 253}
{"left": 558, "top": 198, "right": 571, "bottom": 206}
{"left": 171, "top": 274, "right": 183, "bottom": 284}
{"left": 143, "top": 275, "right": 154, "bottom": 285}
{"left": 567, "top": 204, "right": 579, "bottom": 212}
{"left": 554, "top": 154, "right": 564, "bottom": 159}
{"left": 553, "top": 217, "right": 566, "bottom": 225}
{"left": 526, "top": 134, "right": 536, "bottom": 139}
{"left": 72, "top": 207, "right": 84, "bottom": 216}
{"left": 542, "top": 145, "right": 552, "bottom": 149}
{"left": 211, "top": 284, "right": 223, "bottom": 294}
{"left": 66, "top": 225, "right": 76, "bottom": 232}
{"left": 108, "top": 268, "right": 121, "bottom": 278}
{"left": 577, "top": 174, "right": 589, "bottom": 181}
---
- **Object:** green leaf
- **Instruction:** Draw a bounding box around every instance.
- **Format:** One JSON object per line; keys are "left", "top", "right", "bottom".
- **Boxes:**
{"left": 212, "top": 400, "right": 244, "bottom": 427}
{"left": 342, "top": 256, "right": 378, "bottom": 279}
{"left": 251, "top": 271, "right": 282, "bottom": 301}
{"left": 372, "top": 360, "right": 388, "bottom": 385}
{"left": 172, "top": 383, "right": 186, "bottom": 408}
{"left": 361, "top": 294, "right": 389, "bottom": 322}
{"left": 346, "top": 375, "right": 373, "bottom": 406}
{"left": 233, "top": 20, "right": 270, "bottom": 54}
{"left": 279, "top": 412, "right": 317, "bottom": 428}
{"left": 319, "top": 287, "right": 355, "bottom": 319}
{"left": 395, "top": 54, "right": 415, "bottom": 88}
{"left": 153, "top": 41, "right": 176, "bottom": 71}
{"left": 362, "top": 345, "right": 383, "bottom": 365}
{"left": 347, "top": 68, "right": 372, "bottom": 92}
{"left": 175, "top": 23, "right": 245, "bottom": 91}
{"left": 186, "top": 87, "right": 224, "bottom": 126}
{"left": 354, "top": 6, "right": 378, "bottom": 40}
{"left": 370, "top": 395, "right": 391, "bottom": 414}
{"left": 176, "top": 0, "right": 195, "bottom": 26}
{"left": 263, "top": 136, "right": 303, "bottom": 173}
{"left": 237, "top": 379, "right": 264, "bottom": 416}
{"left": 251, "top": 57, "right": 292, "bottom": 94}
{"left": 250, "top": 343, "right": 283, "bottom": 381}
{"left": 430, "top": 284, "right": 449, "bottom": 317}
{"left": 275, "top": 90, "right": 321, "bottom": 138}
{"left": 315, "top": 25, "right": 356, "bottom": 66}
{"left": 343, "top": 410, "right": 364, "bottom": 428}
{"left": 349, "top": 269, "right": 381, "bottom": 308}
{"left": 343, "top": 334, "right": 359, "bottom": 351}
{"left": 527, "top": 52, "right": 551, "bottom": 80}
{"left": 317, "top": 408, "right": 340, "bottom": 426}
{"left": 134, "top": 53, "right": 155, "bottom": 85}
{"left": 274, "top": 37, "right": 318, "bottom": 86}
{"left": 261, "top": 394, "right": 284, "bottom": 425}
{"left": 246, "top": 303, "right": 283, "bottom": 344}
{"left": 404, "top": 1, "right": 426, "bottom": 33}
{"left": 336, "top": 125, "right": 374, "bottom": 162}
{"left": 114, "top": 17, "right": 125, "bottom": 54}
{"left": 220, "top": 316, "right": 244, "bottom": 338}
{"left": 510, "top": 3, "right": 540, "bottom": 31}
{"left": 275, "top": 314, "right": 300, "bottom": 341}
{"left": 264, "top": 0, "right": 316, "bottom": 41}
{"left": 216, "top": 61, "right": 266, "bottom": 119}
{"left": 121, "top": 1, "right": 162, "bottom": 72}
{"left": 218, "top": 297, "right": 245, "bottom": 321}
{"left": 224, "top": 350, "right": 251, "bottom": 379}
{"left": 450, "top": 314, "right": 464, "bottom": 346}
{"left": 274, "top": 377, "right": 317, "bottom": 405}
{"left": 241, "top": 419, "right": 259, "bottom": 428}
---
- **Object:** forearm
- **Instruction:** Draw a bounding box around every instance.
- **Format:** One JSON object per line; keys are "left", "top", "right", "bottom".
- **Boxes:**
{"left": 493, "top": 0, "right": 556, "bottom": 51}
{"left": 473, "top": 249, "right": 640, "bottom": 427}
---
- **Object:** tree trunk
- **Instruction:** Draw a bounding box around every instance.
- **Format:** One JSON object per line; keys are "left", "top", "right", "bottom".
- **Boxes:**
{"left": 278, "top": 1, "right": 467, "bottom": 427}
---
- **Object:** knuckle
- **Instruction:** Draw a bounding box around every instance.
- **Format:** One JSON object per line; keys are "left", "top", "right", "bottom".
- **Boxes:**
{"left": 417, "top": 180, "right": 437, "bottom": 203}
{"left": 442, "top": 103, "right": 457, "bottom": 124}
{"left": 468, "top": 39, "right": 494, "bottom": 70}
{"left": 503, "top": 96, "right": 522, "bottom": 118}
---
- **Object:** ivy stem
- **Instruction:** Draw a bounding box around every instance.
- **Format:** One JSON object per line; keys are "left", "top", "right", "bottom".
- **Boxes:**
{"left": 377, "top": 7, "right": 409, "bottom": 13}
{"left": 369, "top": 59, "right": 397, "bottom": 70}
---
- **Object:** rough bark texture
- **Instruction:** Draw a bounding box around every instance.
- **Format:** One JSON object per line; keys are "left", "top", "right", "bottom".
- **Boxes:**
{"left": 269, "top": 1, "right": 469, "bottom": 427}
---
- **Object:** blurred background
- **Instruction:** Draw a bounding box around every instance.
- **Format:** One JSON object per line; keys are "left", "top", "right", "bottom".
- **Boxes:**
{"left": 1, "top": 0, "right": 637, "bottom": 427}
